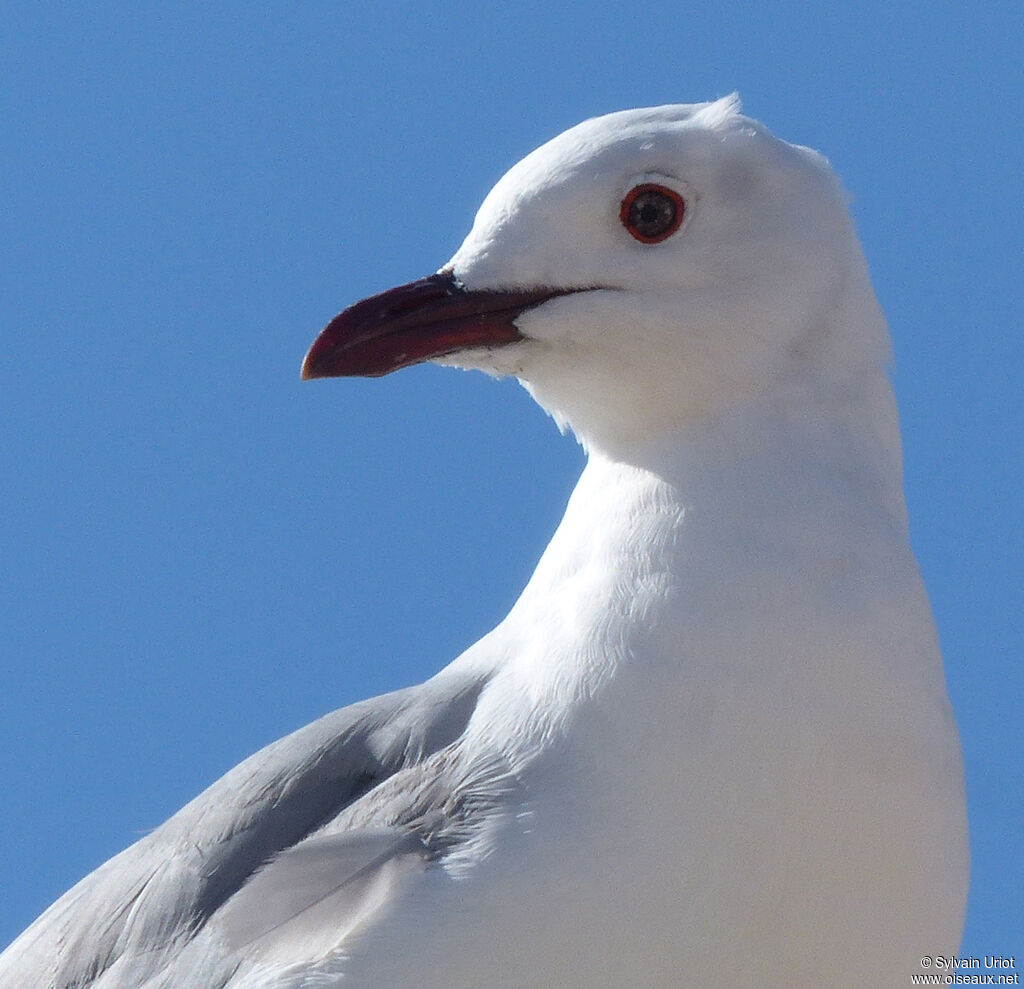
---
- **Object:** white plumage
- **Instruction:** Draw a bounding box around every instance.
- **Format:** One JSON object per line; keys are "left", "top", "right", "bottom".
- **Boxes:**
{"left": 0, "top": 97, "right": 967, "bottom": 988}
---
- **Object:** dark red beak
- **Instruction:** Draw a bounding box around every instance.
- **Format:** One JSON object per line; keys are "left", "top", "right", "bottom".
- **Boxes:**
{"left": 302, "top": 272, "right": 571, "bottom": 380}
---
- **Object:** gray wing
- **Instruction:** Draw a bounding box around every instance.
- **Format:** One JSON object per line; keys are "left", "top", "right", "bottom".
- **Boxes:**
{"left": 0, "top": 667, "right": 493, "bottom": 989}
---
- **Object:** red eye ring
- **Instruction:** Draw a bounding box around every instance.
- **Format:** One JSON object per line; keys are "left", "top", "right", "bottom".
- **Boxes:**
{"left": 620, "top": 183, "right": 685, "bottom": 244}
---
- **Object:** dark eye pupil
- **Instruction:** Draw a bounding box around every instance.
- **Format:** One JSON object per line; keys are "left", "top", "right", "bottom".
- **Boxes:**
{"left": 629, "top": 191, "right": 676, "bottom": 237}
{"left": 620, "top": 183, "right": 685, "bottom": 243}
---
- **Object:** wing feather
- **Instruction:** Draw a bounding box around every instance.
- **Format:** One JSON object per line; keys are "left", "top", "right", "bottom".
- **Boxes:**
{"left": 0, "top": 670, "right": 488, "bottom": 988}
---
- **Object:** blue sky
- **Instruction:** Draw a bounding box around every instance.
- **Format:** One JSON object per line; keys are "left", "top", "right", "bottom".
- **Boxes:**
{"left": 2, "top": 0, "right": 1020, "bottom": 957}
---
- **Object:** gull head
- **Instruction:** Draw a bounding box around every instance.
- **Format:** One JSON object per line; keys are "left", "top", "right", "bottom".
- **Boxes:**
{"left": 304, "top": 97, "right": 889, "bottom": 455}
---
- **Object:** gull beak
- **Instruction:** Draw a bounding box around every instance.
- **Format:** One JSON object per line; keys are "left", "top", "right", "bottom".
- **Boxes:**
{"left": 302, "top": 271, "right": 570, "bottom": 379}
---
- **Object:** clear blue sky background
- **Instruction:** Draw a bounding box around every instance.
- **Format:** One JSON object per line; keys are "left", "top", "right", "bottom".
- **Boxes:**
{"left": 2, "top": 0, "right": 1020, "bottom": 958}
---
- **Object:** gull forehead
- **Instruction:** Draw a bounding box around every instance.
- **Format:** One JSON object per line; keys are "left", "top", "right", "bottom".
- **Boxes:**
{"left": 448, "top": 95, "right": 847, "bottom": 293}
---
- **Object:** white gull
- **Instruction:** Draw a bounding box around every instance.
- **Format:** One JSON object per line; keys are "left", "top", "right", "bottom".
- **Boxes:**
{"left": 0, "top": 96, "right": 968, "bottom": 989}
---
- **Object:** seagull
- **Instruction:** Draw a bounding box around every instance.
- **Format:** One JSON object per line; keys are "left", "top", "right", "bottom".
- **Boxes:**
{"left": 1, "top": 96, "right": 968, "bottom": 988}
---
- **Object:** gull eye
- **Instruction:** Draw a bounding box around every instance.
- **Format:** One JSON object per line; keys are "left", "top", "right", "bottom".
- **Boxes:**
{"left": 620, "top": 183, "right": 685, "bottom": 243}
